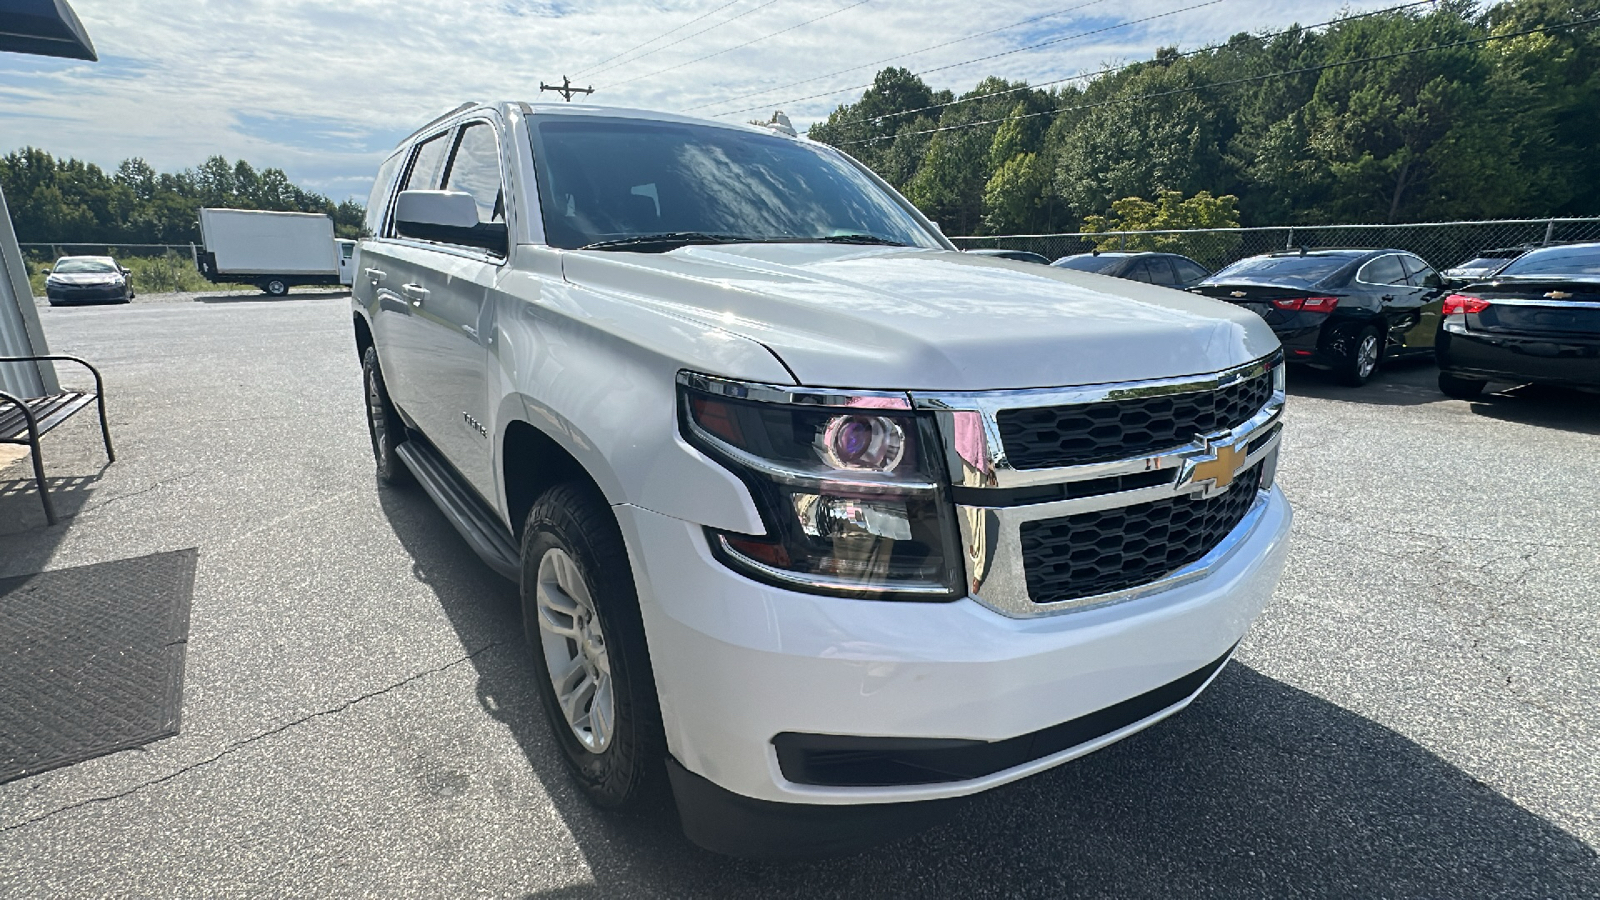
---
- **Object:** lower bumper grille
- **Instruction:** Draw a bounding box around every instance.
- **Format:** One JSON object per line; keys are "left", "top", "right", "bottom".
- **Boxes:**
{"left": 1020, "top": 466, "right": 1262, "bottom": 606}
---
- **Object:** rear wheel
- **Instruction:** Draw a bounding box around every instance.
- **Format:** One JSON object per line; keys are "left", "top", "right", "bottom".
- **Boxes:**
{"left": 1438, "top": 372, "right": 1487, "bottom": 399}
{"left": 263, "top": 279, "right": 289, "bottom": 297}
{"left": 1339, "top": 326, "right": 1383, "bottom": 387}
{"left": 361, "top": 345, "right": 412, "bottom": 486}
{"left": 521, "top": 482, "right": 665, "bottom": 810}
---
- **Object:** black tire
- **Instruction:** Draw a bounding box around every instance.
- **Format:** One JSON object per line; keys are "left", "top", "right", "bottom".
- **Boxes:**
{"left": 1339, "top": 325, "right": 1383, "bottom": 387}
{"left": 521, "top": 481, "right": 665, "bottom": 810}
{"left": 1438, "top": 372, "right": 1487, "bottom": 399}
{"left": 361, "top": 345, "right": 413, "bottom": 486}
{"left": 263, "top": 279, "right": 290, "bottom": 297}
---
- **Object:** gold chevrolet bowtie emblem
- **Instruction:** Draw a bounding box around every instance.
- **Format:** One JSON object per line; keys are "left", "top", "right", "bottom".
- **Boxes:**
{"left": 1188, "top": 438, "right": 1247, "bottom": 491}
{"left": 1230, "top": 291, "right": 1248, "bottom": 298}
{"left": 1545, "top": 290, "right": 1573, "bottom": 300}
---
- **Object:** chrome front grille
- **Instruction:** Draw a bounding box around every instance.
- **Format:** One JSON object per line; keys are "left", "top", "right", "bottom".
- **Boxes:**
{"left": 912, "top": 353, "right": 1284, "bottom": 618}
{"left": 1019, "top": 465, "right": 1262, "bottom": 606}
{"left": 997, "top": 370, "right": 1274, "bottom": 469}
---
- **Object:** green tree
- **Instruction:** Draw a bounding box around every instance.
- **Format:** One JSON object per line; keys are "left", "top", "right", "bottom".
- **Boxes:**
{"left": 1080, "top": 190, "right": 1242, "bottom": 261}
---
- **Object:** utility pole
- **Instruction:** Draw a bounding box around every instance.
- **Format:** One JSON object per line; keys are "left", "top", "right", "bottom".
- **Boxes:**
{"left": 539, "top": 75, "right": 595, "bottom": 102}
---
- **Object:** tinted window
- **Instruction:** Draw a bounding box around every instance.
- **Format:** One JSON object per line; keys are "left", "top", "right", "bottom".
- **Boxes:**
{"left": 1145, "top": 257, "right": 1178, "bottom": 285}
{"left": 443, "top": 122, "right": 505, "bottom": 227}
{"left": 1453, "top": 256, "right": 1514, "bottom": 271}
{"left": 1358, "top": 255, "right": 1407, "bottom": 285}
{"left": 1399, "top": 255, "right": 1437, "bottom": 287}
{"left": 527, "top": 117, "right": 940, "bottom": 250}
{"left": 1173, "top": 257, "right": 1209, "bottom": 283}
{"left": 1498, "top": 245, "right": 1600, "bottom": 278}
{"left": 1209, "top": 255, "right": 1352, "bottom": 286}
{"left": 1052, "top": 255, "right": 1123, "bottom": 274}
{"left": 365, "top": 153, "right": 402, "bottom": 237}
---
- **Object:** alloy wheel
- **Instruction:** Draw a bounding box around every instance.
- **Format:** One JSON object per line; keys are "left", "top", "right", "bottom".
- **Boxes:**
{"left": 1356, "top": 334, "right": 1380, "bottom": 378}
{"left": 535, "top": 548, "right": 615, "bottom": 753}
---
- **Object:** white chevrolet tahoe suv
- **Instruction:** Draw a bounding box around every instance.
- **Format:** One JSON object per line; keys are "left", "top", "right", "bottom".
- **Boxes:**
{"left": 352, "top": 102, "right": 1293, "bottom": 857}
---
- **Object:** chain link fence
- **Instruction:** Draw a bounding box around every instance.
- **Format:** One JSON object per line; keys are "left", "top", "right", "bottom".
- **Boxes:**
{"left": 951, "top": 217, "right": 1600, "bottom": 274}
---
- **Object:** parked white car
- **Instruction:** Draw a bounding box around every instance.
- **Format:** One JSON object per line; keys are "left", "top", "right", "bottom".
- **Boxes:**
{"left": 352, "top": 102, "right": 1293, "bottom": 857}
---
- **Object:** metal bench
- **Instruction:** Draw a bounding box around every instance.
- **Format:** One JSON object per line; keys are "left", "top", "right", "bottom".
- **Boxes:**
{"left": 0, "top": 355, "right": 114, "bottom": 525}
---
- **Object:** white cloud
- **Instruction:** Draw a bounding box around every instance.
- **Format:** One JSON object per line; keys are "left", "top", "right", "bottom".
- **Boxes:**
{"left": 1, "top": 0, "right": 1392, "bottom": 200}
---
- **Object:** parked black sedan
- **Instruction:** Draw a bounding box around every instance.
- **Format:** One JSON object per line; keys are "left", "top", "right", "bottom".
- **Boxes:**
{"left": 1192, "top": 249, "right": 1446, "bottom": 386}
{"left": 1435, "top": 242, "right": 1600, "bottom": 398}
{"left": 43, "top": 256, "right": 133, "bottom": 305}
{"left": 1051, "top": 251, "right": 1212, "bottom": 289}
{"left": 965, "top": 248, "right": 1051, "bottom": 265}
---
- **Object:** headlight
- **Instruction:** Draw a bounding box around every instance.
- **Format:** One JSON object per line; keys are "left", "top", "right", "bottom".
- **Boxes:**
{"left": 679, "top": 373, "right": 962, "bottom": 600}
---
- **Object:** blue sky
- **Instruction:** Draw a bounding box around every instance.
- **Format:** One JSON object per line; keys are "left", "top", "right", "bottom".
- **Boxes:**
{"left": 0, "top": 0, "right": 1391, "bottom": 202}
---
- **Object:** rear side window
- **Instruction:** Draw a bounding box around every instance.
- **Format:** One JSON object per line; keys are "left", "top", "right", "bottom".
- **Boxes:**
{"left": 1358, "top": 255, "right": 1406, "bottom": 285}
{"left": 443, "top": 122, "right": 506, "bottom": 227}
{"left": 386, "top": 132, "right": 453, "bottom": 238}
{"left": 365, "top": 154, "right": 402, "bottom": 237}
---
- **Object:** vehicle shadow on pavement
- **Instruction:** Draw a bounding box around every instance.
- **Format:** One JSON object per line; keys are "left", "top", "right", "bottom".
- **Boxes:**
{"left": 192, "top": 290, "right": 351, "bottom": 304}
{"left": 377, "top": 485, "right": 1598, "bottom": 899}
{"left": 1284, "top": 358, "right": 1447, "bottom": 407}
{"left": 1466, "top": 385, "right": 1600, "bottom": 435}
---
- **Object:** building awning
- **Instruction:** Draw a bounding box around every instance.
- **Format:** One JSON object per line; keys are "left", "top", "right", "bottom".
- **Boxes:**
{"left": 0, "top": 0, "right": 97, "bottom": 61}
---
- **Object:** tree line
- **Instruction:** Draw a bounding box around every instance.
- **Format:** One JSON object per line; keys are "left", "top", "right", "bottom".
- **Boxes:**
{"left": 0, "top": 149, "right": 365, "bottom": 244}
{"left": 808, "top": 0, "right": 1600, "bottom": 235}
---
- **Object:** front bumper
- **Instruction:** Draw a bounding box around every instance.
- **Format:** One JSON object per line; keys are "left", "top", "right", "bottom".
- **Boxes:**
{"left": 1437, "top": 321, "right": 1600, "bottom": 388}
{"left": 46, "top": 284, "right": 128, "bottom": 303}
{"left": 618, "top": 484, "right": 1291, "bottom": 812}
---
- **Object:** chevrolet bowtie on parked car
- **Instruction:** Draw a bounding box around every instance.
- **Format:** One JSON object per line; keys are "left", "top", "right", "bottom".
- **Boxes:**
{"left": 44, "top": 255, "right": 133, "bottom": 305}
{"left": 1435, "top": 242, "right": 1600, "bottom": 398}
{"left": 352, "top": 102, "right": 1293, "bottom": 857}
{"left": 1193, "top": 248, "right": 1447, "bottom": 386}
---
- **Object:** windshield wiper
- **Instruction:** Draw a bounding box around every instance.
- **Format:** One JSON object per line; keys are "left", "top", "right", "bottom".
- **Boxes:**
{"left": 579, "top": 232, "right": 755, "bottom": 252}
{"left": 807, "top": 233, "right": 910, "bottom": 246}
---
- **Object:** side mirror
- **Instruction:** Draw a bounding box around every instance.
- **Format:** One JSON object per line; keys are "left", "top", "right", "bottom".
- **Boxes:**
{"left": 395, "top": 190, "right": 508, "bottom": 255}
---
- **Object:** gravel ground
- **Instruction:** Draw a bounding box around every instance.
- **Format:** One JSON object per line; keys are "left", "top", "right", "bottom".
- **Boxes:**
{"left": 1, "top": 291, "right": 1596, "bottom": 898}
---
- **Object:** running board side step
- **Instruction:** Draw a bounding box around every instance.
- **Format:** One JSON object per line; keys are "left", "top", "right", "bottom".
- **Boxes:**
{"left": 394, "top": 440, "right": 520, "bottom": 582}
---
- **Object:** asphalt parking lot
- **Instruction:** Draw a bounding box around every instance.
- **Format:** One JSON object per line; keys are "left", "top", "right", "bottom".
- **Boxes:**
{"left": 1, "top": 291, "right": 1596, "bottom": 898}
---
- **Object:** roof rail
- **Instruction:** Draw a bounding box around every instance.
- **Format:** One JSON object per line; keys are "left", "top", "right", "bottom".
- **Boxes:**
{"left": 400, "top": 102, "right": 479, "bottom": 145}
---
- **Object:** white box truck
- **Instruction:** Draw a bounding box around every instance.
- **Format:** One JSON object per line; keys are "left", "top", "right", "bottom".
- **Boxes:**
{"left": 196, "top": 208, "right": 353, "bottom": 295}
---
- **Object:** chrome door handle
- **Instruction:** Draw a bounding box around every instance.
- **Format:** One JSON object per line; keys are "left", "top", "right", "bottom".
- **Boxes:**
{"left": 402, "top": 283, "right": 429, "bottom": 305}
{"left": 365, "top": 268, "right": 386, "bottom": 284}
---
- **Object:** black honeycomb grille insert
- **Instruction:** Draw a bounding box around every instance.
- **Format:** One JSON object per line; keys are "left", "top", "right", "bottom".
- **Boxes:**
{"left": 997, "top": 370, "right": 1274, "bottom": 469}
{"left": 1020, "top": 466, "right": 1261, "bottom": 606}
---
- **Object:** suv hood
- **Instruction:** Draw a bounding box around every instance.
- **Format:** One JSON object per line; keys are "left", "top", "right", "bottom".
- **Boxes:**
{"left": 561, "top": 244, "right": 1279, "bottom": 391}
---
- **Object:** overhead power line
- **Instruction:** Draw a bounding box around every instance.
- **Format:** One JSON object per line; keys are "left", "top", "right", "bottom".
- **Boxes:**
{"left": 834, "top": 13, "right": 1600, "bottom": 147}
{"left": 679, "top": 0, "right": 1114, "bottom": 113}
{"left": 603, "top": 0, "right": 873, "bottom": 90}
{"left": 573, "top": 0, "right": 744, "bottom": 77}
{"left": 582, "top": 0, "right": 786, "bottom": 82}
{"left": 863, "top": 0, "right": 1439, "bottom": 128}
{"left": 711, "top": 0, "right": 1224, "bottom": 119}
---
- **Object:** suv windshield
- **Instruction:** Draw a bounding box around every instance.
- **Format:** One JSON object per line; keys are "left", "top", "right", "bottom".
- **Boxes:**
{"left": 1497, "top": 245, "right": 1600, "bottom": 278}
{"left": 527, "top": 116, "right": 942, "bottom": 251}
{"left": 1052, "top": 255, "right": 1123, "bottom": 274}
{"left": 1208, "top": 254, "right": 1352, "bottom": 286}
{"left": 53, "top": 258, "right": 117, "bottom": 274}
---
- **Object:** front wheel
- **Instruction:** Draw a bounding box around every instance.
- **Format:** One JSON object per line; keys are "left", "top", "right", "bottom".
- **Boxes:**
{"left": 1339, "top": 326, "right": 1383, "bottom": 387}
{"left": 1438, "top": 372, "right": 1487, "bottom": 399}
{"left": 263, "top": 279, "right": 289, "bottom": 296}
{"left": 521, "top": 482, "right": 665, "bottom": 809}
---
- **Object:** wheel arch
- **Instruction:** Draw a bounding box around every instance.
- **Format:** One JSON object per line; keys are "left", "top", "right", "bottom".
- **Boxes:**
{"left": 352, "top": 311, "right": 374, "bottom": 363}
{"left": 501, "top": 416, "right": 617, "bottom": 542}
